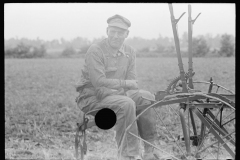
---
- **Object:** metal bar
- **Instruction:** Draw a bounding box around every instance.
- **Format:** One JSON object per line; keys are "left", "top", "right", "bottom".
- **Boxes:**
{"left": 187, "top": 106, "right": 191, "bottom": 154}
{"left": 217, "top": 138, "right": 220, "bottom": 159}
{"left": 207, "top": 109, "right": 229, "bottom": 134}
{"left": 137, "top": 92, "right": 233, "bottom": 112}
{"left": 217, "top": 94, "right": 235, "bottom": 101}
{"left": 172, "top": 106, "right": 215, "bottom": 158}
{"left": 137, "top": 95, "right": 205, "bottom": 111}
{"left": 198, "top": 108, "right": 207, "bottom": 148}
{"left": 221, "top": 111, "right": 235, "bottom": 123}
{"left": 191, "top": 81, "right": 235, "bottom": 94}
{"left": 192, "top": 108, "right": 235, "bottom": 158}
{"left": 207, "top": 78, "right": 213, "bottom": 94}
{"left": 222, "top": 118, "right": 235, "bottom": 127}
{"left": 169, "top": 104, "right": 196, "bottom": 138}
{"left": 216, "top": 86, "right": 219, "bottom": 93}
{"left": 75, "top": 128, "right": 80, "bottom": 159}
{"left": 204, "top": 108, "right": 226, "bottom": 135}
{"left": 217, "top": 134, "right": 235, "bottom": 153}
{"left": 192, "top": 13, "right": 201, "bottom": 24}
{"left": 198, "top": 130, "right": 235, "bottom": 154}
{"left": 179, "top": 107, "right": 191, "bottom": 155}
{"left": 208, "top": 107, "right": 235, "bottom": 144}
{"left": 188, "top": 4, "right": 194, "bottom": 89}
{"left": 196, "top": 106, "right": 226, "bottom": 156}
{"left": 207, "top": 93, "right": 235, "bottom": 108}
{"left": 205, "top": 114, "right": 235, "bottom": 145}
{"left": 190, "top": 103, "right": 224, "bottom": 109}
{"left": 220, "top": 107, "right": 223, "bottom": 127}
{"left": 220, "top": 116, "right": 236, "bottom": 146}
{"left": 193, "top": 93, "right": 235, "bottom": 110}
{"left": 195, "top": 110, "right": 218, "bottom": 159}
{"left": 168, "top": 3, "right": 188, "bottom": 93}
{"left": 218, "top": 105, "right": 223, "bottom": 159}
{"left": 189, "top": 108, "right": 197, "bottom": 136}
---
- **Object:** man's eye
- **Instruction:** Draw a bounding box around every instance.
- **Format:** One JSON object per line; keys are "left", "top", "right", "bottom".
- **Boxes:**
{"left": 110, "top": 30, "right": 116, "bottom": 34}
{"left": 109, "top": 30, "right": 125, "bottom": 37}
{"left": 118, "top": 32, "right": 124, "bottom": 36}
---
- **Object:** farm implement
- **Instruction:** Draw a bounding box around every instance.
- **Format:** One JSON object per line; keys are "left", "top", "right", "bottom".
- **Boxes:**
{"left": 75, "top": 3, "right": 235, "bottom": 160}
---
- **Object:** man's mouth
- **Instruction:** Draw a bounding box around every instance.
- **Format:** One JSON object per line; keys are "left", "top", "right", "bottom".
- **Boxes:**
{"left": 112, "top": 41, "right": 119, "bottom": 44}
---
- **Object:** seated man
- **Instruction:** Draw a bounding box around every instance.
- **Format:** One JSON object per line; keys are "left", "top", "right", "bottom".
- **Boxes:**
{"left": 76, "top": 14, "right": 159, "bottom": 160}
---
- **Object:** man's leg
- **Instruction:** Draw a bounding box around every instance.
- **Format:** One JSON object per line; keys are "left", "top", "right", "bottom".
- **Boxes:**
{"left": 83, "top": 94, "right": 141, "bottom": 159}
{"left": 126, "top": 90, "right": 159, "bottom": 159}
{"left": 126, "top": 89, "right": 157, "bottom": 142}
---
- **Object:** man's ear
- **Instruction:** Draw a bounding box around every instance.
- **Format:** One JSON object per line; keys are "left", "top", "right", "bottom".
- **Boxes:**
{"left": 106, "top": 27, "right": 109, "bottom": 35}
{"left": 125, "top": 30, "right": 129, "bottom": 38}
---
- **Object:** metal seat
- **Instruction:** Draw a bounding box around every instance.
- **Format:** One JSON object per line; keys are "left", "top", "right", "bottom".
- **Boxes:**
{"left": 74, "top": 100, "right": 154, "bottom": 160}
{"left": 75, "top": 103, "right": 114, "bottom": 160}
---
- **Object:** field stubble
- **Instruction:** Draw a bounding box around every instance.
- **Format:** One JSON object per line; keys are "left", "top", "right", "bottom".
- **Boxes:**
{"left": 5, "top": 57, "right": 235, "bottom": 159}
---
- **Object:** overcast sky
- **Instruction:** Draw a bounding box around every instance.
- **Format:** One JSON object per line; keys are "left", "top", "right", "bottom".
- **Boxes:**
{"left": 4, "top": 3, "right": 235, "bottom": 41}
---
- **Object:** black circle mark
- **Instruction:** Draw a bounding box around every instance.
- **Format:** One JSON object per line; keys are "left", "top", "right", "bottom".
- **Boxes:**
{"left": 95, "top": 108, "right": 116, "bottom": 130}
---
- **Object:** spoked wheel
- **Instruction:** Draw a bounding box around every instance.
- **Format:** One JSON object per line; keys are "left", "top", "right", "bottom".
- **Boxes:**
{"left": 123, "top": 102, "right": 191, "bottom": 160}
{"left": 152, "top": 102, "right": 216, "bottom": 160}
{"left": 122, "top": 79, "right": 235, "bottom": 159}
{"left": 142, "top": 80, "right": 235, "bottom": 160}
{"left": 152, "top": 97, "right": 235, "bottom": 159}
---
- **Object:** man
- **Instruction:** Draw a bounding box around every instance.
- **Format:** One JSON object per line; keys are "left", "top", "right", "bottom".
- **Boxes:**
{"left": 76, "top": 14, "right": 160, "bottom": 160}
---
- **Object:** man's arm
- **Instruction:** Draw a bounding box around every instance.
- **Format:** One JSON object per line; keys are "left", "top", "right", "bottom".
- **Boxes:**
{"left": 86, "top": 45, "right": 126, "bottom": 89}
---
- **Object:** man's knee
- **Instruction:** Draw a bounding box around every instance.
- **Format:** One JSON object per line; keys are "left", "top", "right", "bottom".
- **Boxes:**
{"left": 139, "top": 90, "right": 155, "bottom": 101}
{"left": 101, "top": 95, "right": 136, "bottom": 113}
{"left": 121, "top": 96, "right": 136, "bottom": 112}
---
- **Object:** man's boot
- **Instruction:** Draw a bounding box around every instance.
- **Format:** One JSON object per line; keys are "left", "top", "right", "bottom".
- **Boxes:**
{"left": 143, "top": 140, "right": 161, "bottom": 160}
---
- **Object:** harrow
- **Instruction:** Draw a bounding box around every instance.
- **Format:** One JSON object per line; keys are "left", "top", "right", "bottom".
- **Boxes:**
{"left": 75, "top": 3, "right": 235, "bottom": 160}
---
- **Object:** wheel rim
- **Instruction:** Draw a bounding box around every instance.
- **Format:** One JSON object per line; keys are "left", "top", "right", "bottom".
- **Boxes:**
{"left": 121, "top": 82, "right": 235, "bottom": 160}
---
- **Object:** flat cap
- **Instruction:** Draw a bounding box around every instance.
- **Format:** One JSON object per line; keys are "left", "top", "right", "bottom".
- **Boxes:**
{"left": 107, "top": 14, "right": 131, "bottom": 30}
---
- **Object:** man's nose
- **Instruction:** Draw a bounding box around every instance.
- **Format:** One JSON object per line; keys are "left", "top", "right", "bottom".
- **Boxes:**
{"left": 113, "top": 32, "right": 119, "bottom": 38}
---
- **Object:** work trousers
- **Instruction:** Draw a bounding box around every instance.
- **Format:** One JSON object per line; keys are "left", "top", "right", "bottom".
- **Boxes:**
{"left": 81, "top": 89, "right": 157, "bottom": 159}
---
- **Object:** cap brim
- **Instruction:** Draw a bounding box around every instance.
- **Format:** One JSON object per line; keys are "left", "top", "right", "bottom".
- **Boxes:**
{"left": 108, "top": 23, "right": 128, "bottom": 30}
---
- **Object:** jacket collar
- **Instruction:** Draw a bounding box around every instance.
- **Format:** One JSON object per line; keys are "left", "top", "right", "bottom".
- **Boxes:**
{"left": 118, "top": 44, "right": 126, "bottom": 56}
{"left": 105, "top": 39, "right": 126, "bottom": 56}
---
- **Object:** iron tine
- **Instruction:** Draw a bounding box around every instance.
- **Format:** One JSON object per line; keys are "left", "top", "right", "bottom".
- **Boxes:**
{"left": 193, "top": 13, "right": 201, "bottom": 24}
{"left": 176, "top": 12, "right": 186, "bottom": 24}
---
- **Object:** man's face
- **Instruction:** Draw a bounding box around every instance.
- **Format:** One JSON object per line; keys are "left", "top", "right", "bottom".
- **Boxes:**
{"left": 107, "top": 26, "right": 129, "bottom": 49}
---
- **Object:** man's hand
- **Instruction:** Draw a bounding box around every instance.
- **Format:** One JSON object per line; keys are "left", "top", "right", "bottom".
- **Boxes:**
{"left": 125, "top": 80, "right": 138, "bottom": 89}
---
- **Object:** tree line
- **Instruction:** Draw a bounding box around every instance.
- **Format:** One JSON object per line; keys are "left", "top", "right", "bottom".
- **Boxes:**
{"left": 4, "top": 33, "right": 235, "bottom": 58}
